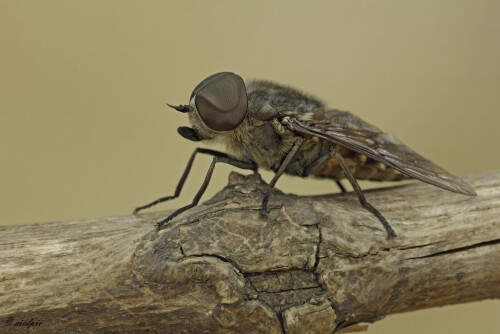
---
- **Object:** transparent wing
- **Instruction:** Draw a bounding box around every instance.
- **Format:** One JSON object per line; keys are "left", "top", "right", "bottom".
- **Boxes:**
{"left": 287, "top": 109, "right": 476, "bottom": 196}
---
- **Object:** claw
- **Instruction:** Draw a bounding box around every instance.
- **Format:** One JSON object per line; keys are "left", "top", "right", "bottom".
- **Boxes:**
{"left": 259, "top": 207, "right": 268, "bottom": 221}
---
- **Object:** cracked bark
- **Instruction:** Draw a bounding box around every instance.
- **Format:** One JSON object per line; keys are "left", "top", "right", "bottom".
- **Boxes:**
{"left": 1, "top": 170, "right": 499, "bottom": 333}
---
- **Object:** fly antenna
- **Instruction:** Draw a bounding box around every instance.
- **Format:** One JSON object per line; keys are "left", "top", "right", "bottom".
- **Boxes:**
{"left": 166, "top": 103, "right": 193, "bottom": 113}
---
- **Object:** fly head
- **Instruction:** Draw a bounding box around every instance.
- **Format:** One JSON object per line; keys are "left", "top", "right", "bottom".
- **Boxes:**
{"left": 168, "top": 72, "right": 248, "bottom": 141}
{"left": 190, "top": 72, "right": 248, "bottom": 131}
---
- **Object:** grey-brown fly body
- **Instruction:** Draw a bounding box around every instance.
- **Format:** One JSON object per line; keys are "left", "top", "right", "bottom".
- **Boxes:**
{"left": 134, "top": 72, "right": 476, "bottom": 236}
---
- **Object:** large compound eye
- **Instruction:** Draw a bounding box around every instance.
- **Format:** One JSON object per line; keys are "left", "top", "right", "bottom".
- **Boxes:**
{"left": 191, "top": 72, "right": 247, "bottom": 131}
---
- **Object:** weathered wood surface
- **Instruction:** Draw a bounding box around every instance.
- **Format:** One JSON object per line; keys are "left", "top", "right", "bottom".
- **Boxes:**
{"left": 0, "top": 170, "right": 499, "bottom": 333}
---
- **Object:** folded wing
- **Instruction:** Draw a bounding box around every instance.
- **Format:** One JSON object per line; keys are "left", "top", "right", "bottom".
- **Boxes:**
{"left": 287, "top": 109, "right": 476, "bottom": 196}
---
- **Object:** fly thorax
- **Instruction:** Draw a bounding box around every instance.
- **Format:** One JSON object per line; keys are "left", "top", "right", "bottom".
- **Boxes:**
{"left": 241, "top": 119, "right": 297, "bottom": 169}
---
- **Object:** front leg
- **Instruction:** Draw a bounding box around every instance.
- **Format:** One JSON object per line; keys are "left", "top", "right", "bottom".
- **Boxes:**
{"left": 134, "top": 147, "right": 257, "bottom": 213}
{"left": 155, "top": 152, "right": 257, "bottom": 231}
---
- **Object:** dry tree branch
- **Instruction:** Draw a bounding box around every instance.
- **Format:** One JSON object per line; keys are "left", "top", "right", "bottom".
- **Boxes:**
{"left": 1, "top": 170, "right": 499, "bottom": 333}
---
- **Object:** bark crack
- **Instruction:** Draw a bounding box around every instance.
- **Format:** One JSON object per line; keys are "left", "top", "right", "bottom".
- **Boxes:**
{"left": 396, "top": 241, "right": 442, "bottom": 250}
{"left": 403, "top": 239, "right": 500, "bottom": 260}
{"left": 246, "top": 277, "right": 286, "bottom": 333}
{"left": 244, "top": 268, "right": 311, "bottom": 277}
{"left": 183, "top": 252, "right": 244, "bottom": 274}
{"left": 331, "top": 241, "right": 443, "bottom": 260}
{"left": 313, "top": 223, "right": 322, "bottom": 272}
{"left": 256, "top": 286, "right": 322, "bottom": 294}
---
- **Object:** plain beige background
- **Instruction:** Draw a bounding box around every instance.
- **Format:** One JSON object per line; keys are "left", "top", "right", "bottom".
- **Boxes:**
{"left": 1, "top": 1, "right": 499, "bottom": 333}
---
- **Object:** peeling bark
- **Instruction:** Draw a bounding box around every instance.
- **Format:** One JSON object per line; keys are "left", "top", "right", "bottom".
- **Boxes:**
{"left": 0, "top": 170, "right": 499, "bottom": 333}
